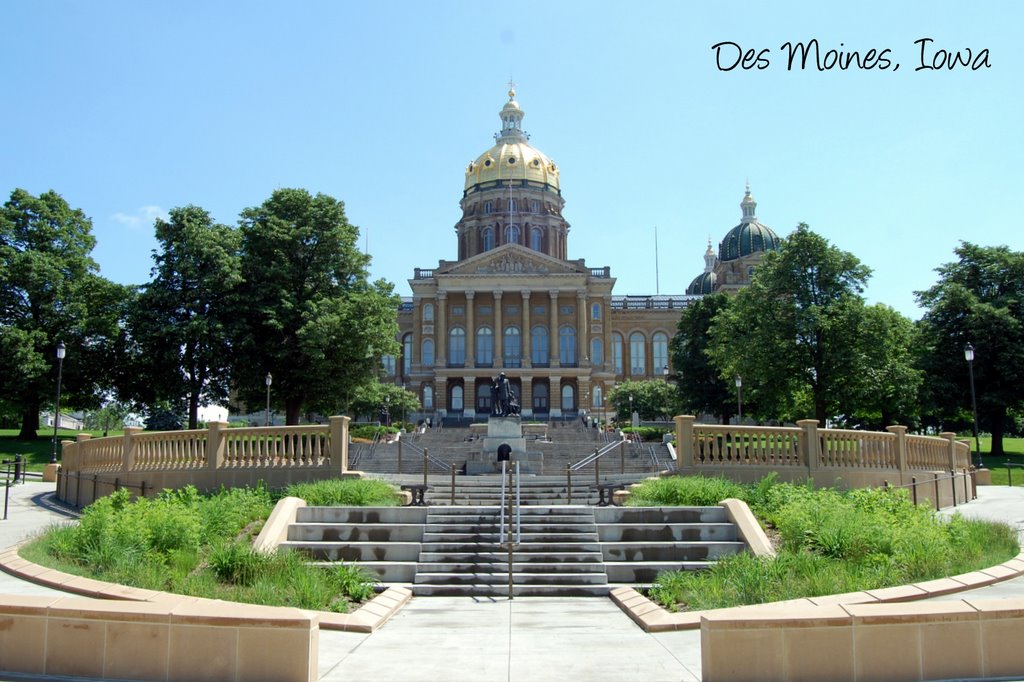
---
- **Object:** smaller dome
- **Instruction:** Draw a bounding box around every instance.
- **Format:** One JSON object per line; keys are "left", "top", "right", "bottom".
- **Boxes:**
{"left": 718, "top": 221, "right": 781, "bottom": 261}
{"left": 686, "top": 270, "right": 717, "bottom": 295}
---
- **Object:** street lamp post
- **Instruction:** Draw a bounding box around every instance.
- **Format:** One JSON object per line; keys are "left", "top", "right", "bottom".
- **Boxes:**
{"left": 50, "top": 341, "right": 66, "bottom": 464}
{"left": 964, "top": 343, "right": 982, "bottom": 468}
{"left": 735, "top": 375, "right": 743, "bottom": 424}
{"left": 662, "top": 365, "right": 670, "bottom": 380}
{"left": 384, "top": 395, "right": 391, "bottom": 428}
{"left": 265, "top": 372, "right": 272, "bottom": 427}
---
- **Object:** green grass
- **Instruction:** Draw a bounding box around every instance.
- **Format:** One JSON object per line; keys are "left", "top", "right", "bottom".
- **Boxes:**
{"left": 639, "top": 474, "right": 1020, "bottom": 612}
{"left": 0, "top": 429, "right": 124, "bottom": 472}
{"left": 971, "top": 436, "right": 1024, "bottom": 486}
{"left": 21, "top": 481, "right": 393, "bottom": 611}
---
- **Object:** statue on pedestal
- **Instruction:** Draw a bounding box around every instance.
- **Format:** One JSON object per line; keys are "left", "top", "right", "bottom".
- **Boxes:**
{"left": 491, "top": 372, "right": 520, "bottom": 417}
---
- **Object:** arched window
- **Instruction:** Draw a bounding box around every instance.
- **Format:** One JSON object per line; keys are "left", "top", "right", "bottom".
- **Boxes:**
{"left": 448, "top": 327, "right": 466, "bottom": 366}
{"left": 591, "top": 303, "right": 601, "bottom": 320}
{"left": 508, "top": 198, "right": 517, "bottom": 213}
{"left": 402, "top": 334, "right": 412, "bottom": 375}
{"left": 612, "top": 333, "right": 623, "bottom": 374}
{"left": 381, "top": 355, "right": 395, "bottom": 376}
{"left": 561, "top": 384, "right": 575, "bottom": 411}
{"left": 559, "top": 326, "right": 577, "bottom": 366}
{"left": 533, "top": 382, "right": 549, "bottom": 413}
{"left": 451, "top": 385, "right": 463, "bottom": 411}
{"left": 531, "top": 326, "right": 548, "bottom": 366}
{"left": 590, "top": 338, "right": 603, "bottom": 366}
{"left": 652, "top": 332, "right": 669, "bottom": 376}
{"left": 422, "top": 338, "right": 434, "bottom": 367}
{"left": 504, "top": 326, "right": 521, "bottom": 367}
{"left": 593, "top": 386, "right": 603, "bottom": 408}
{"left": 423, "top": 385, "right": 433, "bottom": 409}
{"left": 504, "top": 224, "right": 520, "bottom": 244}
{"left": 423, "top": 303, "right": 434, "bottom": 322}
{"left": 476, "top": 326, "right": 493, "bottom": 366}
{"left": 530, "top": 199, "right": 540, "bottom": 214}
{"left": 482, "top": 227, "right": 494, "bottom": 251}
{"left": 629, "top": 332, "right": 646, "bottom": 375}
{"left": 484, "top": 201, "right": 493, "bottom": 215}
{"left": 530, "top": 227, "right": 543, "bottom": 251}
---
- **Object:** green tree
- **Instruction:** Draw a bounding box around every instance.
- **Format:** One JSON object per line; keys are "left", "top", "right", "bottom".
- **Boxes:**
{"left": 670, "top": 294, "right": 736, "bottom": 423}
{"left": 229, "top": 189, "right": 399, "bottom": 424}
{"left": 0, "top": 189, "right": 127, "bottom": 439}
{"left": 607, "top": 379, "right": 680, "bottom": 422}
{"left": 708, "top": 224, "right": 871, "bottom": 424}
{"left": 851, "top": 304, "right": 922, "bottom": 429}
{"left": 129, "top": 206, "right": 241, "bottom": 429}
{"left": 916, "top": 242, "right": 1024, "bottom": 456}
{"left": 350, "top": 382, "right": 420, "bottom": 425}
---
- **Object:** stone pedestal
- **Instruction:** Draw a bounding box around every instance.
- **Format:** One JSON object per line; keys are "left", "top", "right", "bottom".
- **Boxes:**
{"left": 466, "top": 416, "right": 543, "bottom": 474}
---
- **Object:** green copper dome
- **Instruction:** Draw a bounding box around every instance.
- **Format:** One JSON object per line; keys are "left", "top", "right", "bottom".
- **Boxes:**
{"left": 686, "top": 270, "right": 716, "bottom": 295}
{"left": 717, "top": 185, "right": 780, "bottom": 262}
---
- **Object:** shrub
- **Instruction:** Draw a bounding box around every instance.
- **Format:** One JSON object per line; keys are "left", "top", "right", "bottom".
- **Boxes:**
{"left": 627, "top": 475, "right": 745, "bottom": 506}
{"left": 620, "top": 426, "right": 671, "bottom": 441}
{"left": 284, "top": 478, "right": 398, "bottom": 506}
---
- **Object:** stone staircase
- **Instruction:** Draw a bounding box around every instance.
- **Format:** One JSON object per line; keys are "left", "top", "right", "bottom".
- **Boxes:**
{"left": 413, "top": 505, "right": 609, "bottom": 597}
{"left": 376, "top": 472, "right": 646, "bottom": 506}
{"left": 277, "top": 498, "right": 748, "bottom": 597}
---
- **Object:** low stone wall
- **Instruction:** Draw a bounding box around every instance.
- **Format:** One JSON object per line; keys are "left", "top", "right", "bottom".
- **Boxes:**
{"left": 56, "top": 417, "right": 354, "bottom": 508}
{"left": 0, "top": 594, "right": 318, "bottom": 682}
{"left": 701, "top": 598, "right": 1024, "bottom": 682}
{"left": 673, "top": 416, "right": 975, "bottom": 505}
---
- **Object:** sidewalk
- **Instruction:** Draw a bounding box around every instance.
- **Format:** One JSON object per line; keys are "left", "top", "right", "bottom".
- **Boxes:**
{"left": 2, "top": 481, "right": 1024, "bottom": 681}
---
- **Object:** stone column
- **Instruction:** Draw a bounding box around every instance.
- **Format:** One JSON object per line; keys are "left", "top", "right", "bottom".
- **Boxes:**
{"left": 940, "top": 432, "right": 958, "bottom": 470}
{"left": 329, "top": 415, "right": 350, "bottom": 474}
{"left": 549, "top": 290, "right": 560, "bottom": 367}
{"left": 675, "top": 415, "right": 695, "bottom": 470}
{"left": 493, "top": 290, "right": 504, "bottom": 368}
{"left": 436, "top": 292, "right": 447, "bottom": 367}
{"left": 122, "top": 427, "right": 141, "bottom": 472}
{"left": 465, "top": 291, "right": 476, "bottom": 366}
{"left": 520, "top": 376, "right": 533, "bottom": 417}
{"left": 411, "top": 295, "right": 422, "bottom": 372}
{"left": 521, "top": 290, "right": 532, "bottom": 368}
{"left": 603, "top": 296, "right": 613, "bottom": 373}
{"left": 436, "top": 381, "right": 449, "bottom": 417}
{"left": 464, "top": 377, "right": 477, "bottom": 418}
{"left": 797, "top": 419, "right": 821, "bottom": 477}
{"left": 550, "top": 375, "right": 562, "bottom": 418}
{"left": 207, "top": 421, "right": 228, "bottom": 471}
{"left": 577, "top": 289, "right": 588, "bottom": 367}
{"left": 886, "top": 425, "right": 908, "bottom": 473}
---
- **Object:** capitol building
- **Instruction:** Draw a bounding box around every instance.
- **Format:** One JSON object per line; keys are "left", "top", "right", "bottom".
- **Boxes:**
{"left": 392, "top": 89, "right": 780, "bottom": 420}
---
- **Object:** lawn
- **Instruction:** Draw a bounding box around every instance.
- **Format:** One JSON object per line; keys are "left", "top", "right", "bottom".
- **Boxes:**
{"left": 0, "top": 429, "right": 125, "bottom": 473}
{"left": 971, "top": 436, "right": 1024, "bottom": 486}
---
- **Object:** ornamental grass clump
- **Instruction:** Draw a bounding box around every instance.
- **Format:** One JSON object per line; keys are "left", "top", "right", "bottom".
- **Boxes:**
{"left": 626, "top": 475, "right": 746, "bottom": 507}
{"left": 283, "top": 477, "right": 399, "bottom": 506}
{"left": 644, "top": 476, "right": 1019, "bottom": 612}
{"left": 24, "top": 483, "right": 378, "bottom": 612}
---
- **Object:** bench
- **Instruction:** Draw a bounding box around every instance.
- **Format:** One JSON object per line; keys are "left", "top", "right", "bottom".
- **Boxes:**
{"left": 591, "top": 482, "right": 626, "bottom": 507}
{"left": 400, "top": 484, "right": 430, "bottom": 506}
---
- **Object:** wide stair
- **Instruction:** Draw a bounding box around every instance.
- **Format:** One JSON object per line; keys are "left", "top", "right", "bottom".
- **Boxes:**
{"left": 276, "top": 501, "right": 749, "bottom": 597}
{"left": 377, "top": 472, "right": 647, "bottom": 506}
{"left": 413, "top": 505, "right": 610, "bottom": 597}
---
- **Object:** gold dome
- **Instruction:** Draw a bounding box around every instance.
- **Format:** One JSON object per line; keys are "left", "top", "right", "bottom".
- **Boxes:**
{"left": 464, "top": 141, "right": 560, "bottom": 192}
{"left": 464, "top": 89, "right": 561, "bottom": 193}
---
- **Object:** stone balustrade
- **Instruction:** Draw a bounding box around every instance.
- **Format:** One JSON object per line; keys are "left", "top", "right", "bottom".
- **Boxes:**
{"left": 56, "top": 416, "right": 352, "bottom": 507}
{"left": 673, "top": 416, "right": 973, "bottom": 504}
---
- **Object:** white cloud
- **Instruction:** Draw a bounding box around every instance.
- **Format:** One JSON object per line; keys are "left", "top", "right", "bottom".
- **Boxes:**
{"left": 112, "top": 205, "right": 167, "bottom": 229}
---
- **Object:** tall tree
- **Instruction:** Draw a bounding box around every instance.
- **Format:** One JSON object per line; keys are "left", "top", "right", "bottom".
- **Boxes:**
{"left": 670, "top": 294, "right": 736, "bottom": 423}
{"left": 607, "top": 379, "right": 681, "bottom": 421}
{"left": 230, "top": 189, "right": 399, "bottom": 424}
{"left": 708, "top": 224, "right": 871, "bottom": 424}
{"left": 129, "top": 206, "right": 240, "bottom": 429}
{"left": 852, "top": 304, "right": 922, "bottom": 429}
{"left": 0, "top": 189, "right": 125, "bottom": 438}
{"left": 916, "top": 242, "right": 1024, "bottom": 456}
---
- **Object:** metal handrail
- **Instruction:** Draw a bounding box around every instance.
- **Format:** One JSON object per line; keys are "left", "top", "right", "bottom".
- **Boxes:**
{"left": 402, "top": 439, "right": 451, "bottom": 473}
{"left": 1005, "top": 461, "right": 1024, "bottom": 486}
{"left": 569, "top": 439, "right": 625, "bottom": 472}
{"left": 882, "top": 468, "right": 975, "bottom": 510}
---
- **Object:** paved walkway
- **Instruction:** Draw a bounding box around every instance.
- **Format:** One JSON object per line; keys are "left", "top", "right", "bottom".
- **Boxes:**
{"left": 2, "top": 480, "right": 1023, "bottom": 681}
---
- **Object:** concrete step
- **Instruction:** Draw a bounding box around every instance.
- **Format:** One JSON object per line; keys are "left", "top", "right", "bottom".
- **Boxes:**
{"left": 287, "top": 523, "right": 426, "bottom": 543}
{"left": 417, "top": 561, "right": 603, "bottom": 574}
{"left": 295, "top": 506, "right": 428, "bottom": 524}
{"left": 605, "top": 561, "right": 721, "bottom": 583}
{"left": 418, "top": 541, "right": 604, "bottom": 554}
{"left": 308, "top": 560, "right": 418, "bottom": 583}
{"left": 418, "top": 551, "right": 603, "bottom": 564}
{"left": 593, "top": 506, "right": 730, "bottom": 524}
{"left": 413, "top": 571, "right": 609, "bottom": 587}
{"left": 411, "top": 583, "right": 612, "bottom": 597}
{"left": 596, "top": 523, "right": 737, "bottom": 542}
{"left": 601, "top": 541, "right": 746, "bottom": 563}
{"left": 279, "top": 541, "right": 422, "bottom": 562}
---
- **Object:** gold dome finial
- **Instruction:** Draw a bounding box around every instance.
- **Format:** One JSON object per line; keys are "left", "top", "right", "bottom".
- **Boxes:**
{"left": 507, "top": 77, "right": 516, "bottom": 101}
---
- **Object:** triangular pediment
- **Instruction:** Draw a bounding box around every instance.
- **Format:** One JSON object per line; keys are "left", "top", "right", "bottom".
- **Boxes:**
{"left": 438, "top": 244, "right": 587, "bottom": 277}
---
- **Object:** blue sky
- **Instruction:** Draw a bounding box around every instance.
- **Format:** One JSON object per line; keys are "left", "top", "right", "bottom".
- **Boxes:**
{"left": 3, "top": 1, "right": 1019, "bottom": 319}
